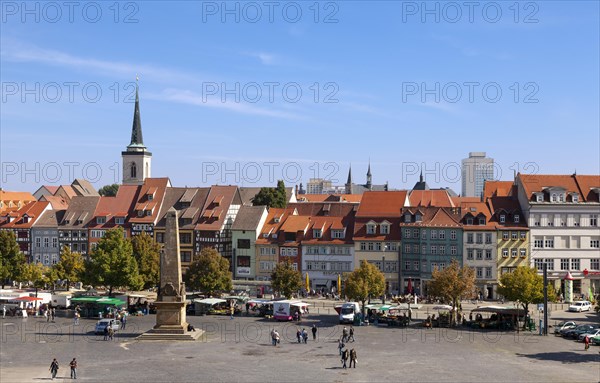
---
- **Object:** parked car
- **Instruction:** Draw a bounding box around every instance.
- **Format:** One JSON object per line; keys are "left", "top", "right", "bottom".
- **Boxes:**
{"left": 578, "top": 328, "right": 600, "bottom": 342}
{"left": 568, "top": 301, "right": 592, "bottom": 312}
{"left": 562, "top": 324, "right": 598, "bottom": 339}
{"left": 553, "top": 321, "right": 577, "bottom": 335}
{"left": 592, "top": 335, "right": 600, "bottom": 346}
{"left": 94, "top": 319, "right": 120, "bottom": 335}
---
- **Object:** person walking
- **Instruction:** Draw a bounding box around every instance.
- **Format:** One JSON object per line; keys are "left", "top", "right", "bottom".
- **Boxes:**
{"left": 108, "top": 327, "right": 114, "bottom": 341}
{"left": 584, "top": 335, "right": 590, "bottom": 351}
{"left": 2, "top": 305, "right": 6, "bottom": 319}
{"left": 103, "top": 326, "right": 109, "bottom": 341}
{"left": 49, "top": 358, "right": 59, "bottom": 380}
{"left": 69, "top": 358, "right": 77, "bottom": 379}
{"left": 120, "top": 314, "right": 127, "bottom": 330}
{"left": 341, "top": 348, "right": 349, "bottom": 369}
{"left": 296, "top": 328, "right": 302, "bottom": 343}
{"left": 342, "top": 326, "right": 348, "bottom": 342}
{"left": 51, "top": 308, "right": 56, "bottom": 322}
{"left": 348, "top": 326, "right": 355, "bottom": 342}
{"left": 230, "top": 306, "right": 235, "bottom": 320}
{"left": 73, "top": 311, "right": 80, "bottom": 326}
{"left": 274, "top": 330, "right": 280, "bottom": 346}
{"left": 338, "top": 338, "right": 345, "bottom": 356}
{"left": 311, "top": 324, "right": 317, "bottom": 341}
{"left": 271, "top": 329, "right": 277, "bottom": 346}
{"left": 349, "top": 349, "right": 357, "bottom": 368}
{"left": 302, "top": 328, "right": 308, "bottom": 344}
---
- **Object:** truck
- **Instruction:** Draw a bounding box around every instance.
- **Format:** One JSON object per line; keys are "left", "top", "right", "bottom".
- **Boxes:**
{"left": 50, "top": 294, "right": 71, "bottom": 309}
{"left": 273, "top": 300, "right": 309, "bottom": 321}
{"left": 339, "top": 302, "right": 361, "bottom": 324}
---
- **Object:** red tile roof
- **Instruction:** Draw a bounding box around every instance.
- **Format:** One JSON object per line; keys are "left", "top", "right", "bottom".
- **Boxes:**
{"left": 195, "top": 186, "right": 240, "bottom": 231}
{"left": 129, "top": 178, "right": 170, "bottom": 224}
{"left": 483, "top": 181, "right": 514, "bottom": 199}
{"left": 296, "top": 194, "right": 362, "bottom": 203}
{"left": 0, "top": 201, "right": 50, "bottom": 229}
{"left": 409, "top": 190, "right": 455, "bottom": 208}
{"left": 0, "top": 190, "right": 36, "bottom": 213}
{"left": 356, "top": 191, "right": 409, "bottom": 217}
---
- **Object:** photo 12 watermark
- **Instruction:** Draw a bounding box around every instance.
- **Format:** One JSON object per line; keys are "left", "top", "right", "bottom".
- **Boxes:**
{"left": 1, "top": 82, "right": 138, "bottom": 104}
{"left": 1, "top": 1, "right": 140, "bottom": 23}
{"left": 1, "top": 161, "right": 121, "bottom": 185}
{"left": 201, "top": 1, "right": 339, "bottom": 23}
{"left": 400, "top": 1, "right": 539, "bottom": 24}
{"left": 401, "top": 82, "right": 540, "bottom": 104}
{"left": 201, "top": 161, "right": 341, "bottom": 185}
{"left": 201, "top": 82, "right": 339, "bottom": 104}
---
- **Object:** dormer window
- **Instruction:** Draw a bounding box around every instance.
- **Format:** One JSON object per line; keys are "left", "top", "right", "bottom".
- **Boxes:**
{"left": 274, "top": 216, "right": 281, "bottom": 223}
{"left": 115, "top": 217, "right": 125, "bottom": 225}
{"left": 466, "top": 217, "right": 473, "bottom": 225}
{"left": 332, "top": 229, "right": 345, "bottom": 239}
{"left": 572, "top": 194, "right": 579, "bottom": 203}
{"left": 22, "top": 215, "right": 29, "bottom": 224}
{"left": 499, "top": 214, "right": 506, "bottom": 223}
{"left": 146, "top": 210, "right": 152, "bottom": 216}
{"left": 148, "top": 194, "right": 154, "bottom": 201}
{"left": 536, "top": 194, "right": 543, "bottom": 202}
{"left": 96, "top": 217, "right": 106, "bottom": 224}
{"left": 137, "top": 210, "right": 143, "bottom": 217}
{"left": 380, "top": 223, "right": 390, "bottom": 235}
{"left": 313, "top": 229, "right": 322, "bottom": 238}
{"left": 404, "top": 213, "right": 411, "bottom": 223}
{"left": 514, "top": 214, "right": 520, "bottom": 223}
{"left": 478, "top": 217, "right": 485, "bottom": 225}
{"left": 415, "top": 213, "right": 422, "bottom": 222}
{"left": 551, "top": 193, "right": 557, "bottom": 202}
{"left": 366, "top": 223, "right": 376, "bottom": 234}
{"left": 558, "top": 194, "right": 564, "bottom": 202}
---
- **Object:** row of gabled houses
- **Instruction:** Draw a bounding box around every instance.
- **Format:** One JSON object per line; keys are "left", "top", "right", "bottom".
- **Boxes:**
{"left": 1, "top": 172, "right": 598, "bottom": 299}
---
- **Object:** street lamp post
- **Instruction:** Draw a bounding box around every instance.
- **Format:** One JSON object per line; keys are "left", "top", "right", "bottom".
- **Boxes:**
{"left": 382, "top": 245, "right": 388, "bottom": 305}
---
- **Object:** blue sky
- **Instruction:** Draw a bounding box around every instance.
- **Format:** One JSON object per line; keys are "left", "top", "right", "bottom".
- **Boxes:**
{"left": 1, "top": 1, "right": 599, "bottom": 193}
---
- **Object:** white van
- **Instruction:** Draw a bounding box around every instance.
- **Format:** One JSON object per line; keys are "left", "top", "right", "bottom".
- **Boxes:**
{"left": 339, "top": 302, "right": 360, "bottom": 324}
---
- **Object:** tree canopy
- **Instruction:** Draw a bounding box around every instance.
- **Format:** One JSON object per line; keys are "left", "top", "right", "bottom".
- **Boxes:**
{"left": 18, "top": 262, "right": 52, "bottom": 288}
{"left": 270, "top": 260, "right": 302, "bottom": 299}
{"left": 53, "top": 245, "right": 84, "bottom": 288}
{"left": 131, "top": 232, "right": 161, "bottom": 289}
{"left": 0, "top": 230, "right": 26, "bottom": 288}
{"left": 184, "top": 247, "right": 232, "bottom": 296}
{"left": 498, "top": 266, "right": 548, "bottom": 321}
{"left": 98, "top": 184, "right": 119, "bottom": 197}
{"left": 428, "top": 260, "right": 476, "bottom": 326}
{"left": 344, "top": 260, "right": 385, "bottom": 314}
{"left": 84, "top": 227, "right": 143, "bottom": 296}
{"left": 251, "top": 180, "right": 287, "bottom": 208}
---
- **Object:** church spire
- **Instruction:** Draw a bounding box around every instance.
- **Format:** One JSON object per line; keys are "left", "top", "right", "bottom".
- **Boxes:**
{"left": 366, "top": 159, "right": 372, "bottom": 189}
{"left": 347, "top": 164, "right": 352, "bottom": 184}
{"left": 419, "top": 170, "right": 424, "bottom": 183}
{"left": 129, "top": 77, "right": 144, "bottom": 148}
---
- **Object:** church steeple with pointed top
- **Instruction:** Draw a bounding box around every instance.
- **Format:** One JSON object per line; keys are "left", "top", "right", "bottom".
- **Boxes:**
{"left": 121, "top": 79, "right": 152, "bottom": 185}
{"left": 366, "top": 160, "right": 372, "bottom": 190}
{"left": 345, "top": 165, "right": 353, "bottom": 194}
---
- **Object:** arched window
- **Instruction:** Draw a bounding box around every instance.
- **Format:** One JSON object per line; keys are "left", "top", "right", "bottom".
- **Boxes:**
{"left": 131, "top": 162, "right": 137, "bottom": 178}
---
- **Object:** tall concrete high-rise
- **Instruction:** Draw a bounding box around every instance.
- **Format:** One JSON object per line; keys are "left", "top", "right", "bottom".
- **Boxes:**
{"left": 461, "top": 152, "right": 494, "bottom": 198}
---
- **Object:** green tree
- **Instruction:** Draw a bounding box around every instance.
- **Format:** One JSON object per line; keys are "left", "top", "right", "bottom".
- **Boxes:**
{"left": 0, "top": 230, "right": 26, "bottom": 288}
{"left": 251, "top": 180, "right": 287, "bottom": 208}
{"left": 18, "top": 262, "right": 47, "bottom": 286}
{"left": 84, "top": 227, "right": 143, "bottom": 296}
{"left": 131, "top": 232, "right": 160, "bottom": 289}
{"left": 498, "top": 266, "right": 549, "bottom": 326}
{"left": 184, "top": 247, "right": 232, "bottom": 296}
{"left": 53, "top": 245, "right": 84, "bottom": 288}
{"left": 428, "top": 260, "right": 476, "bottom": 326}
{"left": 98, "top": 184, "right": 119, "bottom": 197}
{"left": 270, "top": 259, "right": 302, "bottom": 299}
{"left": 343, "top": 260, "right": 385, "bottom": 315}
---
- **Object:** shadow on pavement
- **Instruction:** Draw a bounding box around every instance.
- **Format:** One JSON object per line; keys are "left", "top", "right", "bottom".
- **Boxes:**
{"left": 516, "top": 351, "right": 600, "bottom": 364}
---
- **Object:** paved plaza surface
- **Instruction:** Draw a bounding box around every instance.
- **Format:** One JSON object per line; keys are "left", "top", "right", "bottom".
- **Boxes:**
{"left": 1, "top": 302, "right": 599, "bottom": 382}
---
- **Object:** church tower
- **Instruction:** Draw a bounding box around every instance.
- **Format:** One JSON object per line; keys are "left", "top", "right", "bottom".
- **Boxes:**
{"left": 345, "top": 165, "right": 353, "bottom": 194}
{"left": 122, "top": 80, "right": 152, "bottom": 185}
{"left": 366, "top": 160, "right": 372, "bottom": 190}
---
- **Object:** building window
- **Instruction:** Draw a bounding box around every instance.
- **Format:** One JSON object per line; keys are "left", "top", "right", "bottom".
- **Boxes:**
{"left": 560, "top": 259, "right": 569, "bottom": 270}
{"left": 571, "top": 259, "right": 580, "bottom": 270}
{"left": 485, "top": 233, "right": 492, "bottom": 244}
{"left": 545, "top": 259, "right": 554, "bottom": 270}
{"left": 466, "top": 218, "right": 474, "bottom": 225}
{"left": 520, "top": 232, "right": 526, "bottom": 240}
{"left": 380, "top": 224, "right": 390, "bottom": 235}
{"left": 421, "top": 230, "right": 427, "bottom": 239}
{"left": 591, "top": 240, "right": 600, "bottom": 248}
{"left": 536, "top": 194, "right": 543, "bottom": 202}
{"left": 375, "top": 242, "right": 382, "bottom": 251}
{"left": 96, "top": 217, "right": 106, "bottom": 224}
{"left": 520, "top": 249, "right": 526, "bottom": 257}
{"left": 499, "top": 215, "right": 506, "bottom": 223}
{"left": 545, "top": 239, "right": 554, "bottom": 248}
{"left": 478, "top": 217, "right": 485, "bottom": 225}
{"left": 368, "top": 242, "right": 374, "bottom": 251}
{"left": 332, "top": 230, "right": 345, "bottom": 239}
{"left": 485, "top": 267, "right": 492, "bottom": 278}
{"left": 534, "top": 239, "right": 543, "bottom": 248}
{"left": 534, "top": 259, "right": 544, "bottom": 270}
{"left": 450, "top": 230, "right": 456, "bottom": 240}
{"left": 591, "top": 259, "right": 600, "bottom": 270}
{"left": 450, "top": 246, "right": 457, "bottom": 255}
{"left": 404, "top": 229, "right": 411, "bottom": 239}
{"left": 511, "top": 232, "right": 518, "bottom": 240}
{"left": 414, "top": 261, "right": 419, "bottom": 271}
{"left": 313, "top": 229, "right": 322, "bottom": 238}
{"left": 404, "top": 214, "right": 411, "bottom": 223}
{"left": 502, "top": 232, "right": 509, "bottom": 240}
{"left": 431, "top": 230, "right": 437, "bottom": 239}
{"left": 404, "top": 244, "right": 411, "bottom": 253}
{"left": 360, "top": 242, "right": 366, "bottom": 251}
{"left": 467, "top": 249, "right": 474, "bottom": 260}
{"left": 412, "top": 244, "right": 419, "bottom": 253}
{"left": 439, "top": 246, "right": 446, "bottom": 255}
{"left": 476, "top": 233, "right": 483, "bottom": 244}
{"left": 485, "top": 249, "right": 492, "bottom": 260}
{"left": 514, "top": 214, "right": 520, "bottom": 223}
{"left": 366, "top": 224, "right": 376, "bottom": 234}
{"left": 476, "top": 267, "right": 483, "bottom": 278}
{"left": 430, "top": 246, "right": 437, "bottom": 255}
{"left": 439, "top": 230, "right": 445, "bottom": 239}
{"left": 52, "top": 238, "right": 58, "bottom": 248}
{"left": 237, "top": 239, "right": 250, "bottom": 249}
{"left": 591, "top": 215, "right": 598, "bottom": 226}
{"left": 476, "top": 250, "right": 483, "bottom": 260}
{"left": 502, "top": 248, "right": 508, "bottom": 257}
{"left": 431, "top": 262, "right": 437, "bottom": 271}
{"left": 467, "top": 233, "right": 473, "bottom": 244}
{"left": 35, "top": 238, "right": 41, "bottom": 247}
{"left": 405, "top": 261, "right": 411, "bottom": 270}
{"left": 115, "top": 217, "right": 125, "bottom": 225}
{"left": 511, "top": 249, "right": 517, "bottom": 258}
{"left": 422, "top": 245, "right": 427, "bottom": 254}
{"left": 413, "top": 229, "right": 419, "bottom": 238}
{"left": 44, "top": 237, "right": 51, "bottom": 248}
